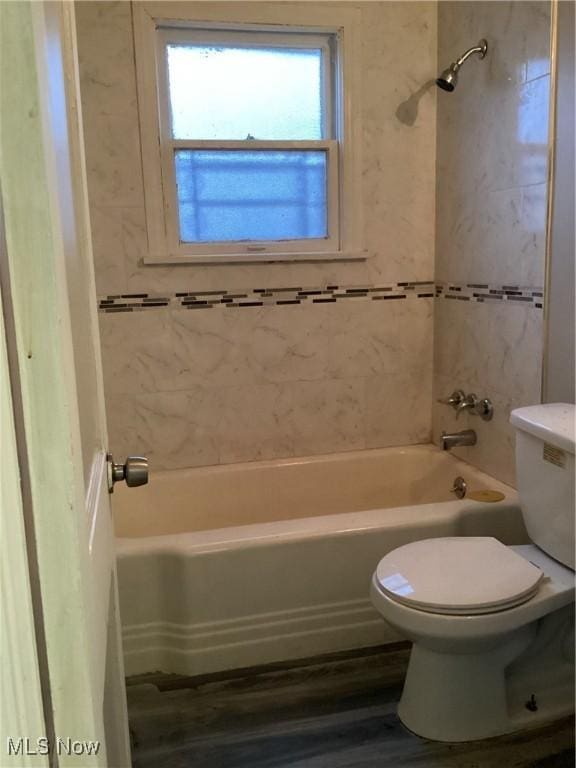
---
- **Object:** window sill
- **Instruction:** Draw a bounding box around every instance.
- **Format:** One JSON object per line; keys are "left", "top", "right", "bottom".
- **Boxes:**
{"left": 144, "top": 251, "right": 368, "bottom": 266}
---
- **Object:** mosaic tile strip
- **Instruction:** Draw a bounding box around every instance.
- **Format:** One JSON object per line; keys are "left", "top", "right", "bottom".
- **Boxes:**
{"left": 98, "top": 281, "right": 435, "bottom": 312}
{"left": 436, "top": 282, "right": 544, "bottom": 308}
{"left": 98, "top": 281, "right": 544, "bottom": 313}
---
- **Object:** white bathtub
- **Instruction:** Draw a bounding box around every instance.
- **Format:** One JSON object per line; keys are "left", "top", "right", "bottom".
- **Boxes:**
{"left": 113, "top": 444, "right": 527, "bottom": 677}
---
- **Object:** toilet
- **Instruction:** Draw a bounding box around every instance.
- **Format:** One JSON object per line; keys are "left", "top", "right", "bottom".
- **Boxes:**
{"left": 371, "top": 403, "right": 575, "bottom": 742}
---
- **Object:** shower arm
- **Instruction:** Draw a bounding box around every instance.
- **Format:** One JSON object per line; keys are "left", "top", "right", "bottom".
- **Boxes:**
{"left": 455, "top": 40, "right": 488, "bottom": 69}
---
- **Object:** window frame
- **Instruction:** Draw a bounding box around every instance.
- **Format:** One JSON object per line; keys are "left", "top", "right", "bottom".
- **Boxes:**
{"left": 157, "top": 27, "right": 338, "bottom": 257}
{"left": 133, "top": 4, "right": 364, "bottom": 264}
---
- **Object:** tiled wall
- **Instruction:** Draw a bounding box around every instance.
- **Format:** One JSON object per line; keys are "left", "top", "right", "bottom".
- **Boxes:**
{"left": 433, "top": 1, "right": 551, "bottom": 485}
{"left": 76, "top": 1, "right": 438, "bottom": 470}
{"left": 77, "top": 1, "right": 551, "bottom": 480}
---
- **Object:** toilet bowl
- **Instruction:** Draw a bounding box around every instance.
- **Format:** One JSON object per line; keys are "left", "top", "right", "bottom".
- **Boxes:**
{"left": 371, "top": 404, "right": 575, "bottom": 742}
{"left": 371, "top": 540, "right": 574, "bottom": 741}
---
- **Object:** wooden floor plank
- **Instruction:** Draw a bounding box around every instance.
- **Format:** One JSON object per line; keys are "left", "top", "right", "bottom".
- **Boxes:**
{"left": 127, "top": 645, "right": 575, "bottom": 767}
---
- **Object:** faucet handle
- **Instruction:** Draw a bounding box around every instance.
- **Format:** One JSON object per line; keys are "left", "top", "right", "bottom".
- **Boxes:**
{"left": 455, "top": 393, "right": 478, "bottom": 418}
{"left": 476, "top": 397, "right": 494, "bottom": 421}
{"left": 455, "top": 393, "right": 494, "bottom": 421}
{"left": 437, "top": 389, "right": 465, "bottom": 410}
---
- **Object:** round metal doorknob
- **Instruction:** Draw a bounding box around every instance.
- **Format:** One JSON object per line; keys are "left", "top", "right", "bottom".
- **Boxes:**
{"left": 107, "top": 454, "right": 149, "bottom": 491}
{"left": 123, "top": 456, "right": 149, "bottom": 487}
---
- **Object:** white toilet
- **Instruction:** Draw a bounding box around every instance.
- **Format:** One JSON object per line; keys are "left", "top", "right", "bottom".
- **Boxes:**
{"left": 371, "top": 403, "right": 575, "bottom": 742}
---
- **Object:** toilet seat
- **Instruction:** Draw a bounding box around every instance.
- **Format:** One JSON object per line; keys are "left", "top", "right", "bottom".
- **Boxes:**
{"left": 375, "top": 537, "right": 544, "bottom": 615}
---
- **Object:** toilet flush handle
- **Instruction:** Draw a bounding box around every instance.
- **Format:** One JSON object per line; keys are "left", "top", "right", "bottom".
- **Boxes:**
{"left": 107, "top": 454, "right": 149, "bottom": 493}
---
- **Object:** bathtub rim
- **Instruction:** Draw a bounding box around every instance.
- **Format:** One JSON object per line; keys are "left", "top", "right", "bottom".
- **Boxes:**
{"left": 116, "top": 493, "right": 519, "bottom": 557}
{"left": 114, "top": 443, "right": 517, "bottom": 551}
{"left": 115, "top": 442, "right": 493, "bottom": 486}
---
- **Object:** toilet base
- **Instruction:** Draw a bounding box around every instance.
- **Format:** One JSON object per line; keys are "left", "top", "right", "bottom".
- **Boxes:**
{"left": 398, "top": 605, "right": 575, "bottom": 742}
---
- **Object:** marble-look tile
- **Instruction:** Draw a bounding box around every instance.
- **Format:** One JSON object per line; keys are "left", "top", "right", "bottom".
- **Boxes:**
{"left": 438, "top": 77, "right": 550, "bottom": 198}
{"left": 106, "top": 389, "right": 221, "bottom": 471}
{"left": 89, "top": 205, "right": 127, "bottom": 296}
{"left": 167, "top": 308, "right": 253, "bottom": 390}
{"left": 81, "top": 0, "right": 550, "bottom": 479}
{"left": 75, "top": 0, "right": 138, "bottom": 120}
{"left": 360, "top": 2, "right": 437, "bottom": 285}
{"left": 433, "top": 1, "right": 550, "bottom": 486}
{"left": 438, "top": 1, "right": 551, "bottom": 90}
{"left": 520, "top": 182, "right": 548, "bottom": 287}
{"left": 435, "top": 184, "right": 548, "bottom": 286}
{"left": 99, "top": 309, "right": 173, "bottom": 395}
{"left": 432, "top": 298, "right": 543, "bottom": 487}
{"left": 100, "top": 298, "right": 434, "bottom": 387}
{"left": 76, "top": 2, "right": 440, "bottom": 470}
{"left": 437, "top": 2, "right": 550, "bottom": 219}
{"left": 364, "top": 370, "right": 432, "bottom": 449}
{"left": 216, "top": 382, "right": 295, "bottom": 464}
{"left": 434, "top": 299, "right": 542, "bottom": 405}
{"left": 454, "top": 390, "right": 519, "bottom": 487}
{"left": 524, "top": 3, "right": 552, "bottom": 83}
{"left": 169, "top": 304, "right": 331, "bottom": 389}
{"left": 83, "top": 113, "right": 145, "bottom": 208}
{"left": 84, "top": 115, "right": 144, "bottom": 207}
{"left": 432, "top": 299, "right": 544, "bottom": 485}
{"left": 78, "top": 2, "right": 437, "bottom": 294}
{"left": 121, "top": 206, "right": 149, "bottom": 269}
{"left": 436, "top": 2, "right": 551, "bottom": 283}
{"left": 513, "top": 74, "right": 551, "bottom": 188}
{"left": 98, "top": 292, "right": 435, "bottom": 468}
{"left": 289, "top": 378, "right": 366, "bottom": 457}
{"left": 433, "top": 373, "right": 519, "bottom": 487}
{"left": 76, "top": 3, "right": 145, "bottom": 209}
{"left": 322, "top": 300, "right": 433, "bottom": 381}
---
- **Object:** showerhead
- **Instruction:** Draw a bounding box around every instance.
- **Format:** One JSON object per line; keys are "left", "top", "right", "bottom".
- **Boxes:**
{"left": 436, "top": 39, "right": 488, "bottom": 92}
{"left": 436, "top": 64, "right": 459, "bottom": 92}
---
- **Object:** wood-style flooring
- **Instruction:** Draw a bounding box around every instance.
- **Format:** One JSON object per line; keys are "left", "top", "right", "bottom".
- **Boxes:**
{"left": 127, "top": 644, "right": 575, "bottom": 768}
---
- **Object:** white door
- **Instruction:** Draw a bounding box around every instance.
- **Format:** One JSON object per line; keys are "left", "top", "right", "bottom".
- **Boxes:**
{"left": 0, "top": 1, "right": 137, "bottom": 765}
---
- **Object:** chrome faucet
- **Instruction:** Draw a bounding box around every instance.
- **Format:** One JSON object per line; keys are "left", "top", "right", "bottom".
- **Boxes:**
{"left": 455, "top": 393, "right": 478, "bottom": 417}
{"left": 437, "top": 389, "right": 465, "bottom": 410}
{"left": 438, "top": 390, "right": 494, "bottom": 421}
{"left": 441, "top": 429, "right": 477, "bottom": 451}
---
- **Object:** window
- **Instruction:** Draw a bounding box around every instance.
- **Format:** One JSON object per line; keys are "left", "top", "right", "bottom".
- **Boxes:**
{"left": 134, "top": 5, "right": 362, "bottom": 263}
{"left": 162, "top": 30, "right": 336, "bottom": 250}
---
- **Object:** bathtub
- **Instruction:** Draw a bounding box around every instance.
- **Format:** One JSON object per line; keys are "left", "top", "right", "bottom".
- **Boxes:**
{"left": 113, "top": 444, "right": 527, "bottom": 677}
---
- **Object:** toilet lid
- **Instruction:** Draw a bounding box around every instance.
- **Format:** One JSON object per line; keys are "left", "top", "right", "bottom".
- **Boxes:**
{"left": 376, "top": 537, "right": 544, "bottom": 615}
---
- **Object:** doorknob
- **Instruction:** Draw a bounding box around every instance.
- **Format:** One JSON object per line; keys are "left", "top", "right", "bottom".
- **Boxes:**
{"left": 107, "top": 454, "right": 148, "bottom": 493}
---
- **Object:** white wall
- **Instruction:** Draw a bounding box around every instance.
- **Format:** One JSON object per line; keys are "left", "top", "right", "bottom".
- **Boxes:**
{"left": 544, "top": 0, "right": 575, "bottom": 404}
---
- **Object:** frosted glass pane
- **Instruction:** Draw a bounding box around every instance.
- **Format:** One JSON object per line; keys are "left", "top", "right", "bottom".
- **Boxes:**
{"left": 167, "top": 45, "right": 323, "bottom": 140}
{"left": 174, "top": 150, "right": 327, "bottom": 242}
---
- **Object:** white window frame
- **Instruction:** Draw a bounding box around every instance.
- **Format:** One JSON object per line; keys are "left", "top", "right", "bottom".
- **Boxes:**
{"left": 133, "top": 3, "right": 364, "bottom": 264}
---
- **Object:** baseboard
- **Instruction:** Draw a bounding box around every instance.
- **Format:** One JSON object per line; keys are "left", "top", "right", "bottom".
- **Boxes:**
{"left": 122, "top": 598, "right": 400, "bottom": 676}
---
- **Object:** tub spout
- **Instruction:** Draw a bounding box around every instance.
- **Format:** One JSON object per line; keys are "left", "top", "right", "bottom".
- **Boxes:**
{"left": 441, "top": 429, "right": 477, "bottom": 451}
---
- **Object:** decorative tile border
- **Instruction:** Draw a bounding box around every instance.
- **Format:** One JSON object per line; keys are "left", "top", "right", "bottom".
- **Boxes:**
{"left": 436, "top": 282, "right": 544, "bottom": 308}
{"left": 98, "top": 281, "right": 436, "bottom": 312}
{"left": 98, "top": 281, "right": 544, "bottom": 313}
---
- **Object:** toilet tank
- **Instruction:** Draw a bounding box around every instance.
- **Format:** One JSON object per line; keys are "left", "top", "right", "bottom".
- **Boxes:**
{"left": 510, "top": 404, "right": 575, "bottom": 569}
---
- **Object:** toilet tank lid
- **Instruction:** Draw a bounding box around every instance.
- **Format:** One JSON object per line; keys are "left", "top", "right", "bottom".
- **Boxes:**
{"left": 511, "top": 404, "right": 575, "bottom": 453}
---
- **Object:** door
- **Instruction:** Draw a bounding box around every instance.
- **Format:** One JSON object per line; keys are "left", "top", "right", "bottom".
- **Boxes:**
{"left": 0, "top": 1, "right": 133, "bottom": 764}
{"left": 0, "top": 270, "right": 49, "bottom": 766}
